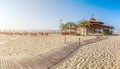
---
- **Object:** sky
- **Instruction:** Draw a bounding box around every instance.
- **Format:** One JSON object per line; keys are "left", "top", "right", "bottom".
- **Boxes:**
{"left": 0, "top": 0, "right": 120, "bottom": 30}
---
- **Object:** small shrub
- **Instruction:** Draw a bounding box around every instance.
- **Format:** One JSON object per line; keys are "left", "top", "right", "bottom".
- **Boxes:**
{"left": 102, "top": 31, "right": 107, "bottom": 36}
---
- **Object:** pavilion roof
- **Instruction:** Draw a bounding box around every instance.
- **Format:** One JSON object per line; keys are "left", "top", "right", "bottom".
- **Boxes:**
{"left": 92, "top": 23, "right": 111, "bottom": 28}
{"left": 89, "top": 18, "right": 104, "bottom": 24}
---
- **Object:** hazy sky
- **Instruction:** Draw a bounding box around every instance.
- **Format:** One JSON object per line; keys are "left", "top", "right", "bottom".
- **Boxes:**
{"left": 0, "top": 0, "right": 120, "bottom": 30}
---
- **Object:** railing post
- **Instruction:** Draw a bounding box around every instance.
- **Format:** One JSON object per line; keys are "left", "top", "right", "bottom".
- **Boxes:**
{"left": 79, "top": 38, "right": 80, "bottom": 46}
{"left": 64, "top": 36, "right": 66, "bottom": 43}
{"left": 106, "top": 36, "right": 108, "bottom": 39}
{"left": 47, "top": 67, "right": 50, "bottom": 69}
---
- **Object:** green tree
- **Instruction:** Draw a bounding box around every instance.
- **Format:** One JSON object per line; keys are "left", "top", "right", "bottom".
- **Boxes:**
{"left": 66, "top": 22, "right": 76, "bottom": 34}
{"left": 60, "top": 23, "right": 67, "bottom": 34}
{"left": 60, "top": 22, "right": 76, "bottom": 34}
{"left": 78, "top": 19, "right": 91, "bottom": 36}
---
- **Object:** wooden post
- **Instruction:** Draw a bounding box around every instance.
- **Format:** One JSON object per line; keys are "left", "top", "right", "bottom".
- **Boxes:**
{"left": 64, "top": 36, "right": 66, "bottom": 43}
{"left": 79, "top": 38, "right": 80, "bottom": 46}
{"left": 47, "top": 67, "right": 50, "bottom": 69}
{"left": 106, "top": 36, "right": 108, "bottom": 39}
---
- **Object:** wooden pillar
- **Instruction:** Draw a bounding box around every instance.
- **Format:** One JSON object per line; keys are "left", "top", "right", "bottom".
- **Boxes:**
{"left": 64, "top": 36, "right": 66, "bottom": 43}
{"left": 79, "top": 38, "right": 80, "bottom": 46}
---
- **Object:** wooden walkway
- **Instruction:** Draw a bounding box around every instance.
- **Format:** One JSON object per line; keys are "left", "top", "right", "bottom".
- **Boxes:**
{"left": 0, "top": 36, "right": 107, "bottom": 69}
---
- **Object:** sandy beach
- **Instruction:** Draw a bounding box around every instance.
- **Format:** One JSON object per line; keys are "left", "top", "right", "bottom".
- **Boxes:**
{"left": 0, "top": 0, "right": 120, "bottom": 69}
{"left": 0, "top": 34, "right": 96, "bottom": 69}
{"left": 0, "top": 33, "right": 120, "bottom": 69}
{"left": 0, "top": 34, "right": 95, "bottom": 56}
{"left": 51, "top": 35, "right": 120, "bottom": 69}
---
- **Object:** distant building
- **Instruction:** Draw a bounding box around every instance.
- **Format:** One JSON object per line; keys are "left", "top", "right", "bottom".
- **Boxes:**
{"left": 77, "top": 16, "right": 112, "bottom": 35}
{"left": 61, "top": 16, "right": 112, "bottom": 35}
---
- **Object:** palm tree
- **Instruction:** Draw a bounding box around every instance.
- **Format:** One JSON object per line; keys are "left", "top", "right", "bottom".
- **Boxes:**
{"left": 78, "top": 19, "right": 91, "bottom": 36}
{"left": 66, "top": 22, "right": 76, "bottom": 34}
{"left": 60, "top": 23, "right": 68, "bottom": 34}
{"left": 60, "top": 22, "right": 76, "bottom": 35}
